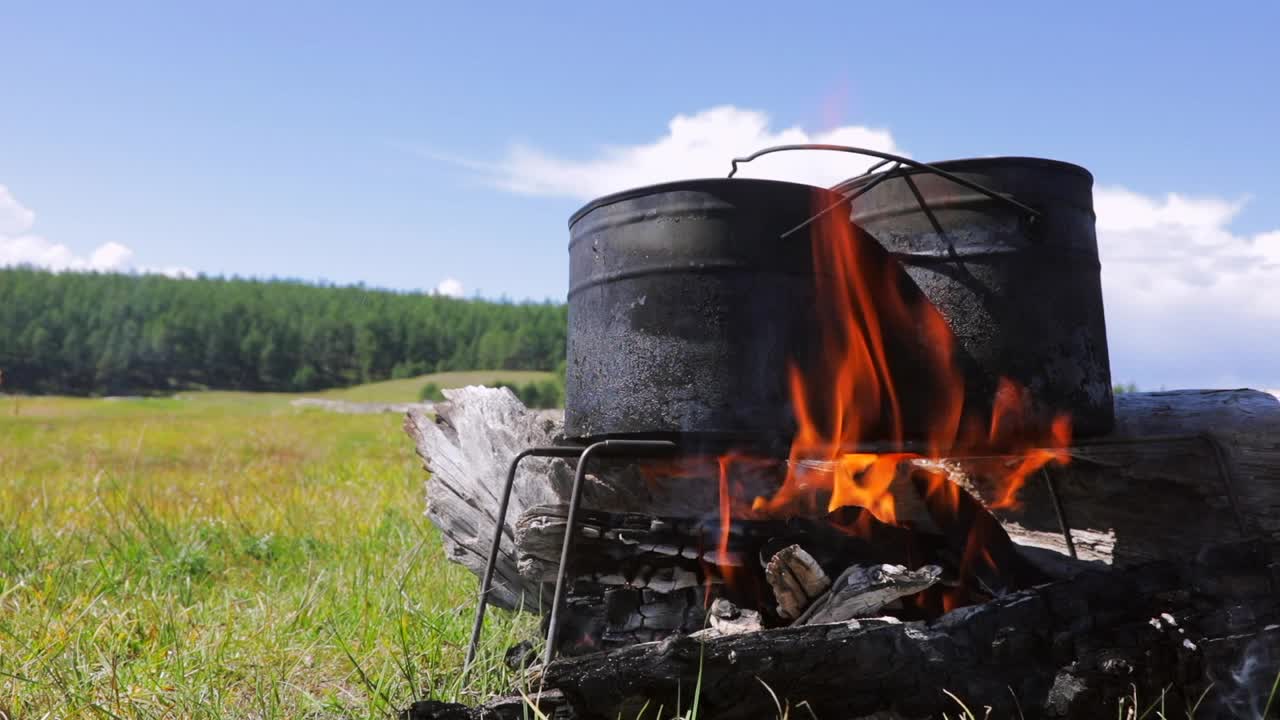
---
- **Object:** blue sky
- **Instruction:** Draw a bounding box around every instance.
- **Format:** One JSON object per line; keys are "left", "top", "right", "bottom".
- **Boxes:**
{"left": 3, "top": 1, "right": 1279, "bottom": 389}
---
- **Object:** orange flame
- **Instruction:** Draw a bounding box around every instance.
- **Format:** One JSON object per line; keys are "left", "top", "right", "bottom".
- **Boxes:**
{"left": 716, "top": 455, "right": 737, "bottom": 590}
{"left": 717, "top": 190, "right": 1073, "bottom": 611}
{"left": 637, "top": 190, "right": 1075, "bottom": 617}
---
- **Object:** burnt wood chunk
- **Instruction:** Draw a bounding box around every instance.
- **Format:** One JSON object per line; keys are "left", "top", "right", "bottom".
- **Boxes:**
{"left": 705, "top": 598, "right": 764, "bottom": 636}
{"left": 793, "top": 563, "right": 942, "bottom": 625}
{"left": 764, "top": 544, "right": 830, "bottom": 619}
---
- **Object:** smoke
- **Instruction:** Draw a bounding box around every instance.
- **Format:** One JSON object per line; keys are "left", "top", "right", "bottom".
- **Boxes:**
{"left": 1208, "top": 628, "right": 1280, "bottom": 718}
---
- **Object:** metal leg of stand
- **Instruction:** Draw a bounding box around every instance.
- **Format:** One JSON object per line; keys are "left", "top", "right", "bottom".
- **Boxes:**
{"left": 462, "top": 445, "right": 582, "bottom": 679}
{"left": 1040, "top": 466, "right": 1077, "bottom": 560}
{"left": 542, "top": 441, "right": 605, "bottom": 666}
{"left": 462, "top": 449, "right": 528, "bottom": 678}
{"left": 542, "top": 439, "right": 677, "bottom": 666}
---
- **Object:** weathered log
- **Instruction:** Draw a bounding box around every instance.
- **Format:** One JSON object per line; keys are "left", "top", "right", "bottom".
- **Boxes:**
{"left": 957, "top": 389, "right": 1280, "bottom": 569}
{"left": 404, "top": 387, "right": 565, "bottom": 610}
{"left": 409, "top": 389, "right": 1280, "bottom": 603}
{"left": 537, "top": 541, "right": 1280, "bottom": 720}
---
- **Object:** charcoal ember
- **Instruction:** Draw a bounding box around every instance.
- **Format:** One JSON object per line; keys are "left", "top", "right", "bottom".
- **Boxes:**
{"left": 540, "top": 541, "right": 1280, "bottom": 720}
{"left": 582, "top": 560, "right": 703, "bottom": 594}
{"left": 550, "top": 582, "right": 706, "bottom": 657}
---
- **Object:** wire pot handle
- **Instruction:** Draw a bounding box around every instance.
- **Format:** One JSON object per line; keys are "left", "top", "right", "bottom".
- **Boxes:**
{"left": 727, "top": 144, "right": 1042, "bottom": 221}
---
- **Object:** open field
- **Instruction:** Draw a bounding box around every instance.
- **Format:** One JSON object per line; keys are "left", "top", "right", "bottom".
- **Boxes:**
{"left": 0, "top": 382, "right": 533, "bottom": 718}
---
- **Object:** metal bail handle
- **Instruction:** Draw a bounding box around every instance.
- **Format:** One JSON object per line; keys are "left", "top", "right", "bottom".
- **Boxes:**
{"left": 727, "top": 144, "right": 1043, "bottom": 224}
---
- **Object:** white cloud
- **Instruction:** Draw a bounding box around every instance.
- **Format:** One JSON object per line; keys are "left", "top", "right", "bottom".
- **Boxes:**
{"left": 1094, "top": 187, "right": 1280, "bottom": 387}
{"left": 465, "top": 106, "right": 1280, "bottom": 388}
{"left": 0, "top": 185, "right": 36, "bottom": 235}
{"left": 483, "top": 106, "right": 904, "bottom": 200}
{"left": 89, "top": 241, "right": 134, "bottom": 269}
{"left": 0, "top": 233, "right": 134, "bottom": 271}
{"left": 434, "top": 277, "right": 465, "bottom": 298}
{"left": 0, "top": 184, "right": 191, "bottom": 277}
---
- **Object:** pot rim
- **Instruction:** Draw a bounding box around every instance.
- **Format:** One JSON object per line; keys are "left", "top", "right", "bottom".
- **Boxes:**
{"left": 833, "top": 156, "right": 1093, "bottom": 194}
{"left": 568, "top": 177, "right": 827, "bottom": 229}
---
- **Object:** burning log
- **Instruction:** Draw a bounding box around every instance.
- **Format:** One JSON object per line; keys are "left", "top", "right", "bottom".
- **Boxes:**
{"left": 406, "top": 387, "right": 1280, "bottom": 713}
{"left": 535, "top": 540, "right": 1280, "bottom": 720}
{"left": 406, "top": 388, "right": 1280, "bottom": 608}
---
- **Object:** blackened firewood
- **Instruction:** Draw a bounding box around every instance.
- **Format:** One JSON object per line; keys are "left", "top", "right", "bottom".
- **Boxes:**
{"left": 912, "top": 466, "right": 1050, "bottom": 597}
{"left": 503, "top": 641, "right": 537, "bottom": 671}
{"left": 538, "top": 540, "right": 1280, "bottom": 720}
{"left": 548, "top": 584, "right": 706, "bottom": 657}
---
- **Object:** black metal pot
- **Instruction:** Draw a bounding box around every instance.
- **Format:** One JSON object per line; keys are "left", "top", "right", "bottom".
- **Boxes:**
{"left": 832, "top": 153, "right": 1115, "bottom": 436}
{"left": 564, "top": 178, "right": 948, "bottom": 449}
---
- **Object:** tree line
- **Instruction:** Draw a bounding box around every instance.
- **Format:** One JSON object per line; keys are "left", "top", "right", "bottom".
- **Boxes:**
{"left": 0, "top": 268, "right": 567, "bottom": 395}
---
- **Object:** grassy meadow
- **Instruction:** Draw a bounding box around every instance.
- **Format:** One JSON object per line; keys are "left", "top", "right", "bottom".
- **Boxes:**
{"left": 0, "top": 373, "right": 542, "bottom": 719}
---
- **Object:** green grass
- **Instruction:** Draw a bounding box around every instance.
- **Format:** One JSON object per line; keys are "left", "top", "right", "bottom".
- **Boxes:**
{"left": 0, "top": 391, "right": 532, "bottom": 718}
{"left": 313, "top": 370, "right": 556, "bottom": 404}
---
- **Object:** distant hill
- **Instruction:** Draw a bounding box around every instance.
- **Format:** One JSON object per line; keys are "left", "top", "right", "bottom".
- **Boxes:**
{"left": 0, "top": 268, "right": 566, "bottom": 395}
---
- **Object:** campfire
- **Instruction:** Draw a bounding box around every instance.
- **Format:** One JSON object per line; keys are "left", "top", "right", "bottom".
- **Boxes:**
{"left": 406, "top": 147, "right": 1280, "bottom": 719}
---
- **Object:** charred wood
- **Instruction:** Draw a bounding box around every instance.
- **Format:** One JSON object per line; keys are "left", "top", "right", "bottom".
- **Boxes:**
{"left": 793, "top": 563, "right": 942, "bottom": 625}
{"left": 537, "top": 540, "right": 1280, "bottom": 720}
{"left": 764, "top": 544, "right": 830, "bottom": 619}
